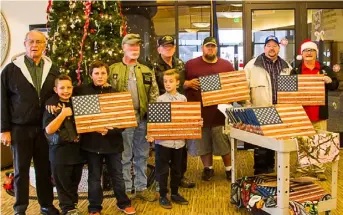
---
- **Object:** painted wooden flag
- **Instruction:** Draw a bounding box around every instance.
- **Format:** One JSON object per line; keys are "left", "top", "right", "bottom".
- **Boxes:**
{"left": 147, "top": 102, "right": 202, "bottom": 140}
{"left": 227, "top": 104, "right": 316, "bottom": 140}
{"left": 277, "top": 74, "right": 325, "bottom": 105}
{"left": 71, "top": 92, "right": 137, "bottom": 133}
{"left": 199, "top": 71, "right": 250, "bottom": 107}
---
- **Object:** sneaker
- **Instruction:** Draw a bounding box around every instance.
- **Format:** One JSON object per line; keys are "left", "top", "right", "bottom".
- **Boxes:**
{"left": 159, "top": 196, "right": 172, "bottom": 209}
{"left": 135, "top": 189, "right": 157, "bottom": 202}
{"left": 316, "top": 173, "right": 327, "bottom": 181}
{"left": 40, "top": 206, "right": 60, "bottom": 215}
{"left": 201, "top": 167, "right": 214, "bottom": 181}
{"left": 117, "top": 205, "right": 136, "bottom": 215}
{"left": 171, "top": 193, "right": 189, "bottom": 205}
{"left": 180, "top": 177, "right": 195, "bottom": 188}
{"left": 225, "top": 170, "right": 231, "bottom": 181}
{"left": 88, "top": 212, "right": 100, "bottom": 215}
{"left": 65, "top": 209, "right": 82, "bottom": 215}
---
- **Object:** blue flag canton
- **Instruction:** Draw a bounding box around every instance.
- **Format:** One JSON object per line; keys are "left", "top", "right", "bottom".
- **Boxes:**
{"left": 72, "top": 95, "right": 100, "bottom": 116}
{"left": 277, "top": 75, "right": 298, "bottom": 91}
{"left": 199, "top": 74, "right": 221, "bottom": 92}
{"left": 148, "top": 102, "right": 171, "bottom": 123}
{"left": 252, "top": 107, "right": 282, "bottom": 125}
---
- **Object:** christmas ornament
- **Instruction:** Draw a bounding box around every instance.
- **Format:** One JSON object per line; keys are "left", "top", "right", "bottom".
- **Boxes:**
{"left": 333, "top": 64, "right": 340, "bottom": 73}
{"left": 280, "top": 38, "right": 288, "bottom": 46}
{"left": 314, "top": 30, "right": 325, "bottom": 41}
{"left": 90, "top": 29, "right": 96, "bottom": 34}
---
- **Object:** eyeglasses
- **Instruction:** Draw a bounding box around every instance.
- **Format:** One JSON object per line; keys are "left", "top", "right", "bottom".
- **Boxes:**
{"left": 25, "top": 39, "right": 45, "bottom": 45}
{"left": 303, "top": 49, "right": 316, "bottom": 53}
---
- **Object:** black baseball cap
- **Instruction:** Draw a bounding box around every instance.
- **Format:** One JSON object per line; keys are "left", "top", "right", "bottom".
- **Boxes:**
{"left": 158, "top": 35, "right": 175, "bottom": 46}
{"left": 203, "top": 37, "right": 217, "bottom": 46}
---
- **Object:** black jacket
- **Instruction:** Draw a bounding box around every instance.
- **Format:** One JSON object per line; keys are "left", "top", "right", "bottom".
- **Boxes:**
{"left": 150, "top": 55, "right": 185, "bottom": 95}
{"left": 43, "top": 95, "right": 79, "bottom": 145}
{"left": 1, "top": 55, "right": 59, "bottom": 132}
{"left": 291, "top": 62, "right": 339, "bottom": 120}
{"left": 74, "top": 83, "right": 124, "bottom": 154}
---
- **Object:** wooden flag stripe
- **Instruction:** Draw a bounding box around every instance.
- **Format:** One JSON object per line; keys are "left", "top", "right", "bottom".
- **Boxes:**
{"left": 73, "top": 92, "right": 137, "bottom": 133}
{"left": 258, "top": 105, "right": 315, "bottom": 140}
{"left": 277, "top": 74, "right": 325, "bottom": 105}
{"left": 201, "top": 71, "right": 249, "bottom": 107}
{"left": 147, "top": 102, "right": 202, "bottom": 140}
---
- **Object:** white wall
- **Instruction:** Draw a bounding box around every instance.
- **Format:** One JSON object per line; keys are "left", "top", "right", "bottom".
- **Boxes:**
{"left": 1, "top": 1, "right": 47, "bottom": 70}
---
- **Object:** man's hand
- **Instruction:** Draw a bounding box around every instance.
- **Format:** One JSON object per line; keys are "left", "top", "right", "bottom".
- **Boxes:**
{"left": 46, "top": 104, "right": 60, "bottom": 114}
{"left": 0, "top": 132, "right": 11, "bottom": 146}
{"left": 61, "top": 103, "right": 73, "bottom": 117}
{"left": 323, "top": 76, "right": 332, "bottom": 84}
{"left": 184, "top": 78, "right": 200, "bottom": 90}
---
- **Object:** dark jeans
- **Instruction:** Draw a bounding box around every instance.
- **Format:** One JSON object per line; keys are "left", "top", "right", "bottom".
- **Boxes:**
{"left": 253, "top": 147, "right": 275, "bottom": 171}
{"left": 155, "top": 144, "right": 188, "bottom": 182}
{"left": 51, "top": 163, "right": 83, "bottom": 213}
{"left": 11, "top": 125, "right": 54, "bottom": 213}
{"left": 180, "top": 146, "right": 188, "bottom": 178}
{"left": 155, "top": 144, "right": 183, "bottom": 197}
{"left": 83, "top": 150, "right": 131, "bottom": 213}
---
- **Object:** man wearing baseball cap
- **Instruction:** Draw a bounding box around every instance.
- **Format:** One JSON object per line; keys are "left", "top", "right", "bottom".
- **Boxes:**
{"left": 244, "top": 35, "right": 292, "bottom": 175}
{"left": 184, "top": 37, "right": 235, "bottom": 182}
{"left": 150, "top": 35, "right": 195, "bottom": 189}
{"left": 109, "top": 33, "right": 159, "bottom": 202}
{"left": 292, "top": 39, "right": 338, "bottom": 180}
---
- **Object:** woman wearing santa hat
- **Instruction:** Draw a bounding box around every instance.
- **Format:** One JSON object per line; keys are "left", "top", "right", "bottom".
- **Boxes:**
{"left": 292, "top": 39, "right": 339, "bottom": 181}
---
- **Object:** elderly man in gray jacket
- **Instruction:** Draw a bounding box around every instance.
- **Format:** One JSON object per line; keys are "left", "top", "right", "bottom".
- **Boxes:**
{"left": 244, "top": 35, "right": 292, "bottom": 175}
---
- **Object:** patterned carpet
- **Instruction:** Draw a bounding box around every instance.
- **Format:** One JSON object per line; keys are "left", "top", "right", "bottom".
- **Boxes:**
{"left": 1, "top": 150, "right": 342, "bottom": 215}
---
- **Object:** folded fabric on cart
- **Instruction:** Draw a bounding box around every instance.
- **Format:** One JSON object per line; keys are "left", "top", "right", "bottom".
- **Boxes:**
{"left": 225, "top": 104, "right": 316, "bottom": 140}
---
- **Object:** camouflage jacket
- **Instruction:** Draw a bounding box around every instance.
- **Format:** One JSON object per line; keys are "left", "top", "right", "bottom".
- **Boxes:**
{"left": 108, "top": 61, "right": 159, "bottom": 120}
{"left": 151, "top": 55, "right": 185, "bottom": 95}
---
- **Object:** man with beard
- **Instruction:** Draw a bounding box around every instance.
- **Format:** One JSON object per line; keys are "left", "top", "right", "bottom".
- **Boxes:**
{"left": 244, "top": 35, "right": 292, "bottom": 175}
{"left": 184, "top": 37, "right": 235, "bottom": 181}
{"left": 151, "top": 35, "right": 195, "bottom": 189}
{"left": 292, "top": 39, "right": 338, "bottom": 181}
{"left": 109, "top": 34, "right": 159, "bottom": 202}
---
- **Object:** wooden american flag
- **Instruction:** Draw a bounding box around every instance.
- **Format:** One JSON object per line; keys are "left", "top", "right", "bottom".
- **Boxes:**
{"left": 71, "top": 92, "right": 137, "bottom": 133}
{"left": 147, "top": 102, "right": 202, "bottom": 140}
{"left": 199, "top": 71, "right": 249, "bottom": 107}
{"left": 277, "top": 74, "right": 325, "bottom": 105}
{"left": 227, "top": 104, "right": 316, "bottom": 140}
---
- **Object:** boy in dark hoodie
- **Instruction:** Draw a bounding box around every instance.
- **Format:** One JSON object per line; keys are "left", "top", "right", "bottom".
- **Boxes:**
{"left": 74, "top": 61, "right": 135, "bottom": 215}
{"left": 43, "top": 74, "right": 84, "bottom": 215}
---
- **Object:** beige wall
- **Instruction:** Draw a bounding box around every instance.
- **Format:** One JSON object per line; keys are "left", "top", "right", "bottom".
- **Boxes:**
{"left": 1, "top": 1, "right": 47, "bottom": 70}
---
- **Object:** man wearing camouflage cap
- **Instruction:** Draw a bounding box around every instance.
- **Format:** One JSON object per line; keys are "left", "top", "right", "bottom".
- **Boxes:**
{"left": 109, "top": 33, "right": 159, "bottom": 202}
{"left": 150, "top": 35, "right": 195, "bottom": 189}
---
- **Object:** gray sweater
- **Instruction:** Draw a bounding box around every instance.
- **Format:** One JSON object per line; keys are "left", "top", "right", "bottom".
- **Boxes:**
{"left": 155, "top": 92, "right": 186, "bottom": 149}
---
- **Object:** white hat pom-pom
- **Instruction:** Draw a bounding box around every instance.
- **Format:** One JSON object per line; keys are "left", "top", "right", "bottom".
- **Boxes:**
{"left": 296, "top": 55, "right": 302, "bottom": 61}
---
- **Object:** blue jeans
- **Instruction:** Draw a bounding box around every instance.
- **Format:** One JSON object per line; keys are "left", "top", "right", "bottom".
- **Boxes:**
{"left": 122, "top": 119, "right": 150, "bottom": 192}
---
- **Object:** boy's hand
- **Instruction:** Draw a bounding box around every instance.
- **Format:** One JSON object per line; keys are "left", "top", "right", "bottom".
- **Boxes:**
{"left": 146, "top": 135, "right": 154, "bottom": 142}
{"left": 46, "top": 105, "right": 59, "bottom": 114}
{"left": 96, "top": 128, "right": 108, "bottom": 136}
{"left": 60, "top": 104, "right": 73, "bottom": 117}
{"left": 198, "top": 118, "right": 204, "bottom": 127}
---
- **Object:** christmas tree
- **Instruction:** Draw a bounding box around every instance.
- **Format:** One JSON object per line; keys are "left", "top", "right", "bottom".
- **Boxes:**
{"left": 47, "top": 0, "right": 125, "bottom": 85}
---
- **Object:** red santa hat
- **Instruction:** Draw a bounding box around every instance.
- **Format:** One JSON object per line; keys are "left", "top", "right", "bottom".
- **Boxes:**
{"left": 296, "top": 39, "right": 318, "bottom": 61}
